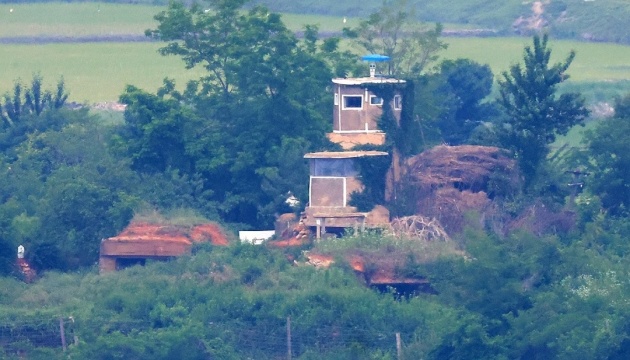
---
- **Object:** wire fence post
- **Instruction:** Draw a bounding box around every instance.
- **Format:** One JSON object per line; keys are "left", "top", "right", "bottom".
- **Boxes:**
{"left": 59, "top": 317, "right": 67, "bottom": 351}
{"left": 396, "top": 332, "right": 402, "bottom": 360}
{"left": 287, "top": 316, "right": 292, "bottom": 360}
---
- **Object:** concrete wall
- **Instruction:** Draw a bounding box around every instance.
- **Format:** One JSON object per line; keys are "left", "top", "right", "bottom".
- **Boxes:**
{"left": 332, "top": 84, "right": 402, "bottom": 132}
{"left": 99, "top": 256, "right": 117, "bottom": 273}
{"left": 310, "top": 177, "right": 345, "bottom": 207}
{"left": 100, "top": 240, "right": 191, "bottom": 258}
{"left": 309, "top": 176, "right": 364, "bottom": 208}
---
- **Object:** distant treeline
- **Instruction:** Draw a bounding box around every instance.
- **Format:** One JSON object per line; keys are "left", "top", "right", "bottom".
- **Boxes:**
{"left": 3, "top": 0, "right": 630, "bottom": 43}
{"left": 0, "top": 0, "right": 167, "bottom": 4}
{"left": 255, "top": 0, "right": 630, "bottom": 44}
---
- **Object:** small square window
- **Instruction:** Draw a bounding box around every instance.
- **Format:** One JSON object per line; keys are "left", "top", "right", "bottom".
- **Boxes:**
{"left": 394, "top": 95, "right": 402, "bottom": 110}
{"left": 343, "top": 95, "right": 363, "bottom": 109}
{"left": 312, "top": 158, "right": 358, "bottom": 177}
{"left": 370, "top": 96, "right": 383, "bottom": 106}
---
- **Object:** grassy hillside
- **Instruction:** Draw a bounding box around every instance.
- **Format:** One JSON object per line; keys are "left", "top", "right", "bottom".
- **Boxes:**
{"left": 0, "top": 3, "right": 360, "bottom": 38}
{"left": 0, "top": 241, "right": 465, "bottom": 359}
{"left": 3, "top": 1, "right": 630, "bottom": 43}
{"left": 0, "top": 3, "right": 629, "bottom": 103}
{"left": 550, "top": 0, "right": 630, "bottom": 43}
{"left": 256, "top": 0, "right": 630, "bottom": 44}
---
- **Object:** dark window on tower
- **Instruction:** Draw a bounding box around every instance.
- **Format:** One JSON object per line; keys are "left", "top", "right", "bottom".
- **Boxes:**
{"left": 311, "top": 158, "right": 358, "bottom": 177}
{"left": 370, "top": 96, "right": 384, "bottom": 106}
{"left": 343, "top": 95, "right": 363, "bottom": 109}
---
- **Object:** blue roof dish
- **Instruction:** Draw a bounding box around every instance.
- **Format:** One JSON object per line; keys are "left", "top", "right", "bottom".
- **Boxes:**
{"left": 361, "top": 54, "right": 390, "bottom": 62}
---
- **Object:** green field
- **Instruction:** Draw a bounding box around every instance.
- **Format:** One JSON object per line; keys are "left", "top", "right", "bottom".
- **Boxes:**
{"left": 0, "top": 43, "right": 205, "bottom": 103}
{"left": 1, "top": 38, "right": 627, "bottom": 104}
{"left": 0, "top": 3, "right": 159, "bottom": 37}
{"left": 1, "top": 3, "right": 629, "bottom": 103}
{"left": 0, "top": 3, "right": 360, "bottom": 38}
{"left": 442, "top": 37, "right": 630, "bottom": 83}
{"left": 0, "top": 3, "right": 481, "bottom": 38}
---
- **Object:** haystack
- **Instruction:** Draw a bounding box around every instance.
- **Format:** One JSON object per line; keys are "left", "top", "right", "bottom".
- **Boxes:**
{"left": 403, "top": 145, "right": 519, "bottom": 233}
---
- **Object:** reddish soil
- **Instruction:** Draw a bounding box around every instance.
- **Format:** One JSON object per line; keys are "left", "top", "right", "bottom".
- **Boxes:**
{"left": 267, "top": 213, "right": 311, "bottom": 248}
{"left": 267, "top": 237, "right": 310, "bottom": 248}
{"left": 305, "top": 252, "right": 426, "bottom": 285}
{"left": 107, "top": 222, "right": 230, "bottom": 246}
{"left": 190, "top": 224, "right": 230, "bottom": 246}
{"left": 16, "top": 258, "right": 36, "bottom": 283}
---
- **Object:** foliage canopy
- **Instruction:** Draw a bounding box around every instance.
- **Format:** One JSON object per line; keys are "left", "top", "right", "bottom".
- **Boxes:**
{"left": 118, "top": 0, "right": 355, "bottom": 227}
{"left": 5, "top": 1, "right": 630, "bottom": 359}
{"left": 343, "top": 0, "right": 447, "bottom": 77}
{"left": 497, "top": 34, "right": 588, "bottom": 185}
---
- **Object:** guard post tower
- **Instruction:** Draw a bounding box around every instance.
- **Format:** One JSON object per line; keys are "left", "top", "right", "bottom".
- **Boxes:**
{"left": 303, "top": 55, "right": 406, "bottom": 237}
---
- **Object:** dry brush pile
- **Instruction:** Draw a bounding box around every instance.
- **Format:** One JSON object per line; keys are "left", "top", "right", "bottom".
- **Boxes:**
{"left": 402, "top": 145, "right": 520, "bottom": 234}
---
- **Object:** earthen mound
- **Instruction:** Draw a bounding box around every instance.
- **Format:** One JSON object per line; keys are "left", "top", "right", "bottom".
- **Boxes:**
{"left": 107, "top": 221, "right": 230, "bottom": 246}
{"left": 403, "top": 145, "right": 519, "bottom": 233}
{"left": 99, "top": 221, "right": 230, "bottom": 273}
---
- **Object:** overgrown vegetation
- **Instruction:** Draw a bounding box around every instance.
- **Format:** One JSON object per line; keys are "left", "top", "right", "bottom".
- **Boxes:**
{"left": 496, "top": 33, "right": 589, "bottom": 186}
{"left": 3, "top": 0, "right": 630, "bottom": 358}
{"left": 5, "top": 221, "right": 630, "bottom": 359}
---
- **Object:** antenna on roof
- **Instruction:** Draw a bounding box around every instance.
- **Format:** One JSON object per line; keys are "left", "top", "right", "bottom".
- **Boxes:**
{"left": 361, "top": 54, "right": 390, "bottom": 77}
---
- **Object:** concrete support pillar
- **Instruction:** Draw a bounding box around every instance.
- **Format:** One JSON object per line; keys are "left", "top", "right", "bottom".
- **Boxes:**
{"left": 99, "top": 256, "right": 117, "bottom": 273}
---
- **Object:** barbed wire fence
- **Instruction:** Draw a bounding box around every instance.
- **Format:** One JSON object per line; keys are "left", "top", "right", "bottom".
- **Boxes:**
{"left": 1, "top": 315, "right": 413, "bottom": 359}
{"left": 0, "top": 316, "right": 73, "bottom": 356}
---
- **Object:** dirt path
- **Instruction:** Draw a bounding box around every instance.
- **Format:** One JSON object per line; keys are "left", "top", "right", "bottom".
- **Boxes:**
{"left": 0, "top": 34, "right": 149, "bottom": 45}
{"left": 0, "top": 28, "right": 500, "bottom": 45}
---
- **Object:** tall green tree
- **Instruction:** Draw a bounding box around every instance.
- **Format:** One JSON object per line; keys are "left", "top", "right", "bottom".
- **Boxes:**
{"left": 3, "top": 113, "right": 137, "bottom": 270}
{"left": 613, "top": 92, "right": 630, "bottom": 119}
{"left": 0, "top": 76, "right": 68, "bottom": 155}
{"left": 115, "top": 84, "right": 198, "bottom": 174}
{"left": 436, "top": 59, "right": 495, "bottom": 145}
{"left": 575, "top": 94, "right": 630, "bottom": 216}
{"left": 120, "top": 0, "right": 340, "bottom": 227}
{"left": 343, "top": 0, "right": 447, "bottom": 77}
{"left": 148, "top": 0, "right": 294, "bottom": 97}
{"left": 497, "top": 34, "right": 588, "bottom": 185}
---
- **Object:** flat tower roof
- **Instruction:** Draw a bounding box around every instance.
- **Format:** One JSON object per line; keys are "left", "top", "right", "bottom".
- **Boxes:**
{"left": 304, "top": 151, "right": 389, "bottom": 159}
{"left": 332, "top": 77, "right": 406, "bottom": 85}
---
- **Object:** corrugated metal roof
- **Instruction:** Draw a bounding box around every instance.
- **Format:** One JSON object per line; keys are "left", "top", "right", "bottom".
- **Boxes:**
{"left": 332, "top": 77, "right": 406, "bottom": 85}
{"left": 304, "top": 151, "right": 389, "bottom": 159}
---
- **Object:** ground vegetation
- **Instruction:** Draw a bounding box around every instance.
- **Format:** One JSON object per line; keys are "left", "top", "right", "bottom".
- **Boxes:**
{"left": 2, "top": 1, "right": 630, "bottom": 359}
{"left": 496, "top": 33, "right": 589, "bottom": 186}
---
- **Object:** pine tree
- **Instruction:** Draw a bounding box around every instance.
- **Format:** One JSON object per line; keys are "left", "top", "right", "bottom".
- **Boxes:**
{"left": 497, "top": 34, "right": 588, "bottom": 185}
